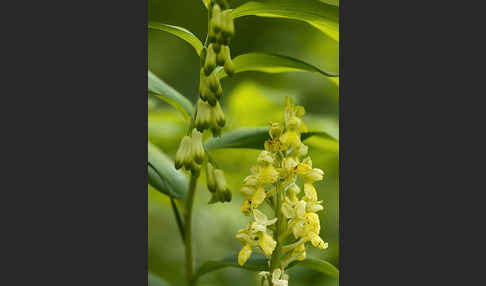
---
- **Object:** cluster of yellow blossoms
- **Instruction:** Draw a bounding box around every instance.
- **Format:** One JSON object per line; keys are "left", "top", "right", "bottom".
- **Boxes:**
{"left": 236, "top": 97, "right": 328, "bottom": 285}
{"left": 196, "top": 0, "right": 235, "bottom": 137}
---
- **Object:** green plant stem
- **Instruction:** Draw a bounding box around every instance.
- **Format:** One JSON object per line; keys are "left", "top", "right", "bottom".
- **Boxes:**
{"left": 170, "top": 198, "right": 185, "bottom": 241}
{"left": 270, "top": 182, "right": 284, "bottom": 275}
{"left": 184, "top": 174, "right": 198, "bottom": 286}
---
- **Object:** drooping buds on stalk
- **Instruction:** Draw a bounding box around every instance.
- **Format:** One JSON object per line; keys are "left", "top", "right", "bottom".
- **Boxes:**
{"left": 174, "top": 129, "right": 205, "bottom": 176}
{"left": 208, "top": 168, "right": 231, "bottom": 203}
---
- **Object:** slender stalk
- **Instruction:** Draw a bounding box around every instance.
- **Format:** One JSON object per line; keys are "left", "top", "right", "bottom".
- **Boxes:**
{"left": 184, "top": 174, "right": 198, "bottom": 286}
{"left": 170, "top": 198, "right": 185, "bottom": 241}
{"left": 270, "top": 183, "right": 284, "bottom": 274}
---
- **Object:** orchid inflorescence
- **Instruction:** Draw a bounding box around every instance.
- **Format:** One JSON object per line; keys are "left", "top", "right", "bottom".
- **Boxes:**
{"left": 236, "top": 96, "right": 328, "bottom": 286}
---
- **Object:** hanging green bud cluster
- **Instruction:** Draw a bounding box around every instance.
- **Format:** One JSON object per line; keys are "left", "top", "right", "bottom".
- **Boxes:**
{"left": 174, "top": 128, "right": 205, "bottom": 176}
{"left": 196, "top": 0, "right": 235, "bottom": 137}
{"left": 206, "top": 162, "right": 232, "bottom": 203}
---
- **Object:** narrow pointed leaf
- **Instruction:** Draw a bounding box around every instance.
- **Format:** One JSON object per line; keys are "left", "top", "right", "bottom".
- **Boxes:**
{"left": 232, "top": 0, "right": 339, "bottom": 41}
{"left": 148, "top": 22, "right": 203, "bottom": 55}
{"left": 148, "top": 141, "right": 188, "bottom": 200}
{"left": 319, "top": 0, "right": 339, "bottom": 6}
{"left": 148, "top": 70, "right": 194, "bottom": 119}
{"left": 218, "top": 53, "right": 338, "bottom": 79}
{"left": 204, "top": 127, "right": 337, "bottom": 150}
{"left": 194, "top": 254, "right": 268, "bottom": 281}
{"left": 287, "top": 258, "right": 339, "bottom": 279}
{"left": 148, "top": 272, "right": 171, "bottom": 286}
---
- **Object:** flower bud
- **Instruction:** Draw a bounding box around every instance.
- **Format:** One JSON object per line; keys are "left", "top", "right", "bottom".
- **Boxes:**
{"left": 303, "top": 183, "right": 318, "bottom": 202}
{"left": 211, "top": 125, "right": 221, "bottom": 137}
{"left": 221, "top": 10, "right": 234, "bottom": 37}
{"left": 211, "top": 4, "right": 222, "bottom": 32}
{"left": 204, "top": 45, "right": 217, "bottom": 75}
{"left": 190, "top": 161, "right": 201, "bottom": 177}
{"left": 207, "top": 70, "right": 220, "bottom": 93}
{"left": 211, "top": 101, "right": 225, "bottom": 127}
{"left": 295, "top": 105, "right": 306, "bottom": 117}
{"left": 269, "top": 122, "right": 282, "bottom": 139}
{"left": 206, "top": 162, "right": 216, "bottom": 193}
{"left": 215, "top": 84, "right": 223, "bottom": 99}
{"left": 216, "top": 45, "right": 227, "bottom": 66}
{"left": 174, "top": 136, "right": 191, "bottom": 169}
{"left": 240, "top": 186, "right": 256, "bottom": 197}
{"left": 195, "top": 99, "right": 211, "bottom": 131}
{"left": 223, "top": 51, "right": 235, "bottom": 76}
{"left": 214, "top": 169, "right": 228, "bottom": 193}
{"left": 191, "top": 129, "right": 205, "bottom": 164}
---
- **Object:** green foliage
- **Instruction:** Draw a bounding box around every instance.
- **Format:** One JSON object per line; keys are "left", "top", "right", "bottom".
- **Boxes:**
{"left": 148, "top": 272, "right": 171, "bottom": 286}
{"left": 232, "top": 0, "right": 339, "bottom": 41}
{"left": 288, "top": 258, "right": 339, "bottom": 279}
{"left": 148, "top": 70, "right": 195, "bottom": 119}
{"left": 148, "top": 22, "right": 203, "bottom": 56}
{"left": 194, "top": 254, "right": 269, "bottom": 282}
{"left": 217, "top": 52, "right": 338, "bottom": 79}
{"left": 204, "top": 127, "right": 337, "bottom": 150}
{"left": 148, "top": 141, "right": 188, "bottom": 200}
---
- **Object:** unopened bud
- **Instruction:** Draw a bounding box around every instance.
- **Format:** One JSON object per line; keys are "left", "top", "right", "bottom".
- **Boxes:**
{"left": 191, "top": 129, "right": 205, "bottom": 164}
{"left": 211, "top": 101, "right": 225, "bottom": 128}
{"left": 195, "top": 99, "right": 212, "bottom": 131}
{"left": 207, "top": 71, "right": 220, "bottom": 93}
{"left": 175, "top": 136, "right": 191, "bottom": 169}
{"left": 206, "top": 162, "right": 216, "bottom": 193}
{"left": 269, "top": 122, "right": 282, "bottom": 139}
{"left": 216, "top": 45, "right": 228, "bottom": 66}
{"left": 204, "top": 45, "right": 217, "bottom": 75}
{"left": 214, "top": 169, "right": 228, "bottom": 193}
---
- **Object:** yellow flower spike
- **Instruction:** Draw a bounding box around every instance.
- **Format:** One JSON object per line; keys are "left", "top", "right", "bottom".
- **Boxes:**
{"left": 295, "top": 201, "right": 307, "bottom": 218}
{"left": 238, "top": 244, "right": 252, "bottom": 266}
{"left": 303, "top": 183, "right": 318, "bottom": 202}
{"left": 251, "top": 187, "right": 266, "bottom": 207}
{"left": 259, "top": 232, "right": 276, "bottom": 257}
{"left": 258, "top": 165, "right": 279, "bottom": 185}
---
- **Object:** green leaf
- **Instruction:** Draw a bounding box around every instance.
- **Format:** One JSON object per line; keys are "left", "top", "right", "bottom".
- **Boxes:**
{"left": 287, "top": 258, "right": 339, "bottom": 279}
{"left": 148, "top": 70, "right": 194, "bottom": 119}
{"left": 204, "top": 127, "right": 338, "bottom": 150}
{"left": 232, "top": 0, "right": 339, "bottom": 41}
{"left": 148, "top": 272, "right": 170, "bottom": 286}
{"left": 148, "top": 21, "right": 203, "bottom": 56}
{"left": 148, "top": 141, "right": 188, "bottom": 200}
{"left": 218, "top": 53, "right": 338, "bottom": 79}
{"left": 319, "top": 0, "right": 339, "bottom": 6}
{"left": 194, "top": 254, "right": 268, "bottom": 282}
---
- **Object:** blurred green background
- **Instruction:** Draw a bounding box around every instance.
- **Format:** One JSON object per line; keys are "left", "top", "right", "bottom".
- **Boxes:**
{"left": 148, "top": 1, "right": 339, "bottom": 285}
